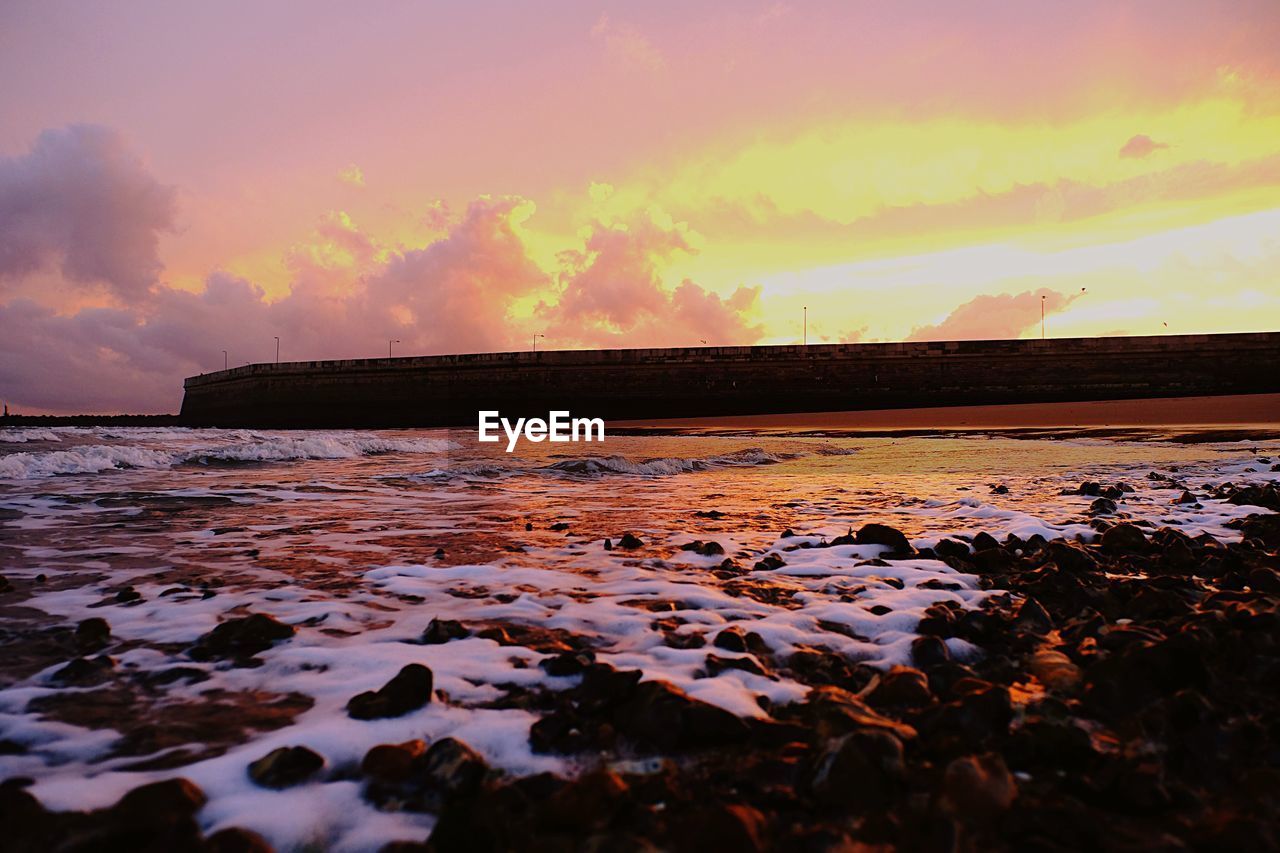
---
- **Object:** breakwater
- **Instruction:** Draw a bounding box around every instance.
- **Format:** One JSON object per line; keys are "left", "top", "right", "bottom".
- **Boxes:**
{"left": 179, "top": 332, "right": 1280, "bottom": 428}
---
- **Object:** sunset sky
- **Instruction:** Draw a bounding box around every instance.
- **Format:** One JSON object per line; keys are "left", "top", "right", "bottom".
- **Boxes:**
{"left": 2, "top": 0, "right": 1280, "bottom": 412}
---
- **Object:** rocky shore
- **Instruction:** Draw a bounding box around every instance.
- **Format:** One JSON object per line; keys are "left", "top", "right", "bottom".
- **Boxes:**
{"left": 4, "top": 480, "right": 1278, "bottom": 852}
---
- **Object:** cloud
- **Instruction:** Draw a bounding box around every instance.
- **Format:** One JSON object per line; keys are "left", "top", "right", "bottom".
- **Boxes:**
{"left": 338, "top": 164, "right": 365, "bottom": 186}
{"left": 907, "top": 288, "right": 1080, "bottom": 342}
{"left": 543, "top": 210, "right": 762, "bottom": 347}
{"left": 0, "top": 125, "right": 176, "bottom": 300}
{"left": 1119, "top": 134, "right": 1169, "bottom": 159}
{"left": 591, "top": 14, "right": 666, "bottom": 72}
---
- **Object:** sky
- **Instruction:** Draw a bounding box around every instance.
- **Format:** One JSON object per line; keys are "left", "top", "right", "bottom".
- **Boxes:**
{"left": 2, "top": 0, "right": 1279, "bottom": 413}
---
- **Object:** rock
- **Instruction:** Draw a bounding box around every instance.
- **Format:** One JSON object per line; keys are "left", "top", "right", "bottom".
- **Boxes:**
{"left": 207, "top": 827, "right": 274, "bottom": 852}
{"left": 1100, "top": 523, "right": 1149, "bottom": 555}
{"left": 612, "top": 679, "right": 751, "bottom": 750}
{"left": 1015, "top": 598, "right": 1054, "bottom": 635}
{"left": 1028, "top": 647, "right": 1081, "bottom": 693}
{"left": 362, "top": 739, "right": 428, "bottom": 783}
{"left": 793, "top": 685, "right": 917, "bottom": 741}
{"left": 942, "top": 753, "right": 1017, "bottom": 820}
{"left": 1046, "top": 540, "right": 1098, "bottom": 573}
{"left": 911, "top": 635, "right": 951, "bottom": 667}
{"left": 1175, "top": 490, "right": 1199, "bottom": 505}
{"left": 50, "top": 655, "right": 115, "bottom": 685}
{"left": 347, "top": 663, "right": 434, "bottom": 720}
{"left": 539, "top": 649, "right": 595, "bottom": 676}
{"left": 855, "top": 523, "right": 913, "bottom": 553}
{"left": 703, "top": 654, "right": 768, "bottom": 677}
{"left": 248, "top": 746, "right": 324, "bottom": 788}
{"left": 113, "top": 777, "right": 207, "bottom": 818}
{"left": 1226, "top": 484, "right": 1280, "bottom": 511}
{"left": 548, "top": 522, "right": 570, "bottom": 531}
{"left": 74, "top": 617, "right": 111, "bottom": 652}
{"left": 416, "top": 738, "right": 490, "bottom": 799}
{"left": 713, "top": 626, "right": 749, "bottom": 652}
{"left": 868, "top": 666, "right": 933, "bottom": 707}
{"left": 420, "top": 618, "right": 469, "bottom": 644}
{"left": 934, "top": 538, "right": 972, "bottom": 560}
{"left": 190, "top": 613, "right": 296, "bottom": 661}
{"left": 1077, "top": 481, "right": 1103, "bottom": 496}
{"left": 617, "top": 532, "right": 644, "bottom": 549}
{"left": 753, "top": 553, "right": 786, "bottom": 571}
{"left": 675, "top": 803, "right": 767, "bottom": 853}
{"left": 809, "top": 729, "right": 906, "bottom": 808}
{"left": 1089, "top": 497, "right": 1118, "bottom": 516}
{"left": 971, "top": 532, "right": 1001, "bottom": 552}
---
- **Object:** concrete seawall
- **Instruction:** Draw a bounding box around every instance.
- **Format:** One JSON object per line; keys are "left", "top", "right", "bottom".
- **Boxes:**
{"left": 179, "top": 332, "right": 1280, "bottom": 428}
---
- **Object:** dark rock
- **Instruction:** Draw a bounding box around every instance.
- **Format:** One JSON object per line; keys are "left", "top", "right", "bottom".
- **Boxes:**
{"left": 713, "top": 626, "right": 749, "bottom": 652}
{"left": 911, "top": 635, "right": 951, "bottom": 667}
{"left": 617, "top": 532, "right": 644, "bottom": 549}
{"left": 113, "top": 777, "right": 207, "bottom": 819}
{"left": 1100, "top": 523, "right": 1148, "bottom": 554}
{"left": 548, "top": 522, "right": 570, "bottom": 531}
{"left": 971, "top": 532, "right": 1001, "bottom": 552}
{"left": 347, "top": 663, "right": 434, "bottom": 720}
{"left": 420, "top": 618, "right": 469, "bottom": 644}
{"left": 190, "top": 612, "right": 296, "bottom": 661}
{"left": 416, "top": 738, "right": 490, "bottom": 799}
{"left": 612, "top": 679, "right": 751, "bottom": 750}
{"left": 1015, "top": 598, "right": 1054, "bottom": 635}
{"left": 942, "top": 753, "right": 1017, "bottom": 820}
{"left": 868, "top": 666, "right": 933, "bottom": 707}
{"left": 934, "top": 538, "right": 972, "bottom": 560}
{"left": 809, "top": 729, "right": 905, "bottom": 808}
{"left": 855, "top": 523, "right": 913, "bottom": 553}
{"left": 753, "top": 553, "right": 786, "bottom": 571}
{"left": 50, "top": 655, "right": 115, "bottom": 685}
{"left": 1046, "top": 539, "right": 1098, "bottom": 573}
{"left": 1077, "top": 481, "right": 1103, "bottom": 496}
{"left": 703, "top": 654, "right": 768, "bottom": 677}
{"left": 1089, "top": 497, "right": 1118, "bottom": 516}
{"left": 539, "top": 650, "right": 595, "bottom": 676}
{"left": 207, "top": 826, "right": 274, "bottom": 852}
{"left": 74, "top": 617, "right": 111, "bottom": 652}
{"left": 1226, "top": 484, "right": 1280, "bottom": 511}
{"left": 362, "top": 739, "right": 428, "bottom": 783}
{"left": 247, "top": 745, "right": 324, "bottom": 788}
{"left": 791, "top": 685, "right": 917, "bottom": 741}
{"left": 1175, "top": 490, "right": 1199, "bottom": 504}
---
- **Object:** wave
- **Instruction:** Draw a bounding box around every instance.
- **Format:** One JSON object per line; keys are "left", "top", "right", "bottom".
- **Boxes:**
{"left": 0, "top": 428, "right": 63, "bottom": 443}
{"left": 543, "top": 447, "right": 797, "bottom": 477}
{"left": 0, "top": 434, "right": 456, "bottom": 480}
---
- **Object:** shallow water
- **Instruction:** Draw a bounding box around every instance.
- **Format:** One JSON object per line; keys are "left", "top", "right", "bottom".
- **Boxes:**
{"left": 1, "top": 426, "right": 1277, "bottom": 850}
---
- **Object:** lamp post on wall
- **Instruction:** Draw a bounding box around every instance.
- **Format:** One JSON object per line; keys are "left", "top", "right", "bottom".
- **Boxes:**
{"left": 1041, "top": 296, "right": 1046, "bottom": 340}
{"left": 533, "top": 333, "right": 544, "bottom": 353}
{"left": 274, "top": 336, "right": 280, "bottom": 364}
{"left": 803, "top": 306, "right": 808, "bottom": 345}
{"left": 389, "top": 339, "right": 400, "bottom": 358}
{"left": 222, "top": 350, "right": 228, "bottom": 371}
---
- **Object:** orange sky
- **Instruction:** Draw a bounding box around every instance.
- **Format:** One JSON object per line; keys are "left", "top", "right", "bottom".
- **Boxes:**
{"left": 1, "top": 1, "right": 1279, "bottom": 411}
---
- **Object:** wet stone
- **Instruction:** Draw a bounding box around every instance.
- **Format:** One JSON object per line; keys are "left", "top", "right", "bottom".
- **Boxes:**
{"left": 247, "top": 745, "right": 325, "bottom": 788}
{"left": 73, "top": 617, "right": 111, "bottom": 652}
{"left": 419, "top": 618, "right": 469, "bottom": 644}
{"left": 189, "top": 612, "right": 296, "bottom": 661}
{"left": 855, "top": 523, "right": 914, "bottom": 554}
{"left": 347, "top": 663, "right": 434, "bottom": 720}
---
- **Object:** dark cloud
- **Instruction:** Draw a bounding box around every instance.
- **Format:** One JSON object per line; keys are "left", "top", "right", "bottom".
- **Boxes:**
{"left": 907, "top": 288, "right": 1079, "bottom": 342}
{"left": 0, "top": 125, "right": 176, "bottom": 299}
{"left": 1119, "top": 134, "right": 1169, "bottom": 159}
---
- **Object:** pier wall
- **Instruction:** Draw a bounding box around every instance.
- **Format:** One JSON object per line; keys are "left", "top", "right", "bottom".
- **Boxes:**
{"left": 179, "top": 332, "right": 1280, "bottom": 428}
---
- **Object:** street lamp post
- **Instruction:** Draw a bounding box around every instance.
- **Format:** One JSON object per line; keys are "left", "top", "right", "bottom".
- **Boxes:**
{"left": 274, "top": 336, "right": 280, "bottom": 364}
{"left": 222, "top": 350, "right": 228, "bottom": 371}
{"left": 803, "top": 306, "right": 808, "bottom": 345}
{"left": 1040, "top": 296, "right": 1046, "bottom": 340}
{"left": 389, "top": 339, "right": 401, "bottom": 358}
{"left": 533, "top": 333, "right": 544, "bottom": 352}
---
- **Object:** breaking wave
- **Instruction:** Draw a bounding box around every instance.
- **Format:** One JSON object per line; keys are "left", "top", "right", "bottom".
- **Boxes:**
{"left": 0, "top": 434, "right": 455, "bottom": 480}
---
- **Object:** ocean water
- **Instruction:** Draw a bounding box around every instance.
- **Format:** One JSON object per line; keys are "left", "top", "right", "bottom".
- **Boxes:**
{"left": 1, "top": 426, "right": 1277, "bottom": 850}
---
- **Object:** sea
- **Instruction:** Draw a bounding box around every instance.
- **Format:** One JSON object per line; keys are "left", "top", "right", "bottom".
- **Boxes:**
{"left": 0, "top": 424, "right": 1277, "bottom": 849}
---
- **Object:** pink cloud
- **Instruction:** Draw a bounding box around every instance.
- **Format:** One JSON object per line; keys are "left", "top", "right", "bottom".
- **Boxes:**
{"left": 0, "top": 125, "right": 175, "bottom": 300}
{"left": 1119, "top": 134, "right": 1169, "bottom": 159}
{"left": 907, "top": 288, "right": 1080, "bottom": 342}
